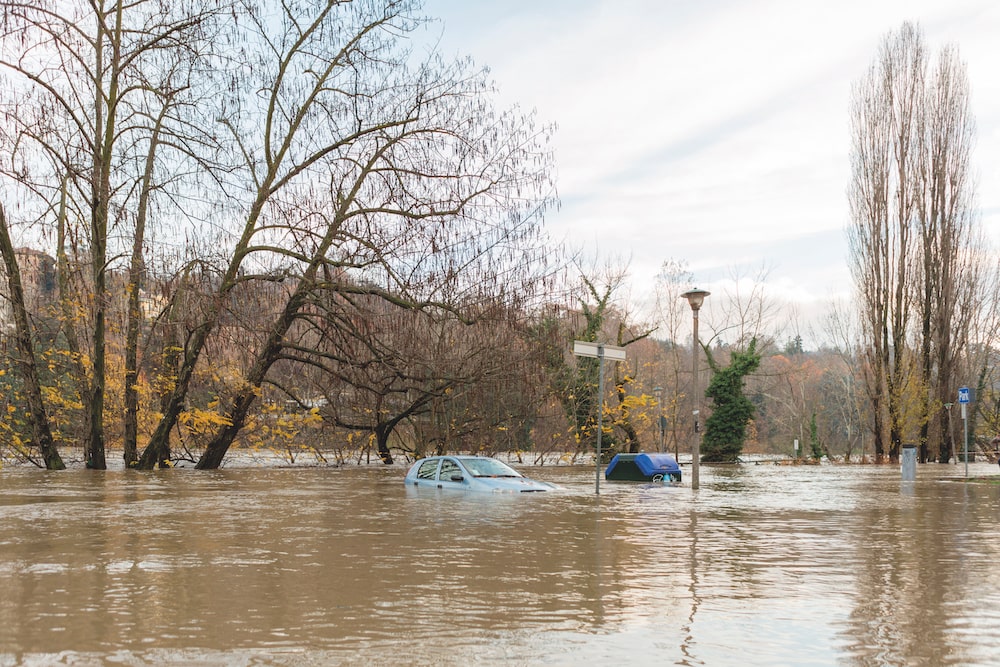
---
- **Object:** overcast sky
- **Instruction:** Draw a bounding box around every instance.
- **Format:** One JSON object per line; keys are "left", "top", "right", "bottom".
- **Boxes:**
{"left": 419, "top": 0, "right": 1000, "bottom": 326}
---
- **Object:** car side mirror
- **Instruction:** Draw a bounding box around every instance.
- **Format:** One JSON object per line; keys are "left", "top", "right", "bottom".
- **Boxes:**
{"left": 450, "top": 474, "right": 464, "bottom": 482}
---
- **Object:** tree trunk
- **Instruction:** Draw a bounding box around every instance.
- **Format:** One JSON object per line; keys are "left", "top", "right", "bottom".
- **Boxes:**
{"left": 85, "top": 2, "right": 127, "bottom": 471}
{"left": 196, "top": 289, "right": 305, "bottom": 469}
{"left": 55, "top": 176, "right": 93, "bottom": 449}
{"left": 123, "top": 105, "right": 166, "bottom": 467}
{"left": 0, "top": 205, "right": 65, "bottom": 470}
{"left": 138, "top": 330, "right": 204, "bottom": 469}
{"left": 375, "top": 425, "right": 394, "bottom": 465}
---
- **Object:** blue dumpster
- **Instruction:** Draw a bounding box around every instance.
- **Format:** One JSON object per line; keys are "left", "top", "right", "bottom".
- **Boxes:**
{"left": 605, "top": 453, "right": 682, "bottom": 482}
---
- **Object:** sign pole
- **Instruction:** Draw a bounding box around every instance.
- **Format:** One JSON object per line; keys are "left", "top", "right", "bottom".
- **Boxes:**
{"left": 572, "top": 341, "right": 628, "bottom": 495}
{"left": 595, "top": 345, "right": 605, "bottom": 495}
{"left": 959, "top": 386, "right": 970, "bottom": 478}
{"left": 963, "top": 402, "right": 968, "bottom": 479}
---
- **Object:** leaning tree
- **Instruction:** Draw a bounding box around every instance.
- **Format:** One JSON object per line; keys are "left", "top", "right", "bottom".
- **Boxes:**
{"left": 0, "top": 0, "right": 555, "bottom": 470}
{"left": 134, "top": 0, "right": 556, "bottom": 469}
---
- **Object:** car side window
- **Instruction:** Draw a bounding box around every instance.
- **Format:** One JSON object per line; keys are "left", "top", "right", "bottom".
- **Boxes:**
{"left": 439, "top": 459, "right": 462, "bottom": 482}
{"left": 417, "top": 459, "right": 439, "bottom": 480}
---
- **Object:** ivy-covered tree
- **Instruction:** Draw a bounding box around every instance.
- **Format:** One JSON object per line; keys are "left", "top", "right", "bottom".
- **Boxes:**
{"left": 701, "top": 338, "right": 761, "bottom": 463}
{"left": 552, "top": 271, "right": 653, "bottom": 458}
{"left": 809, "top": 412, "right": 823, "bottom": 460}
{"left": 567, "top": 276, "right": 613, "bottom": 452}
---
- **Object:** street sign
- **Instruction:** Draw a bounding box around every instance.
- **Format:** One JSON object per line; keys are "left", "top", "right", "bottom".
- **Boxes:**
{"left": 572, "top": 340, "right": 627, "bottom": 495}
{"left": 572, "top": 341, "right": 627, "bottom": 361}
{"left": 958, "top": 386, "right": 970, "bottom": 404}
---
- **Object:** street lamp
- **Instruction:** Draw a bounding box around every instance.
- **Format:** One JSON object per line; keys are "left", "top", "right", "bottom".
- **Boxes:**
{"left": 653, "top": 386, "right": 664, "bottom": 452}
{"left": 681, "top": 288, "right": 710, "bottom": 490}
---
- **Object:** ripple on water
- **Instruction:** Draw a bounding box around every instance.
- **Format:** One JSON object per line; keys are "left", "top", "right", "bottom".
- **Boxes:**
{"left": 2, "top": 463, "right": 1000, "bottom": 665}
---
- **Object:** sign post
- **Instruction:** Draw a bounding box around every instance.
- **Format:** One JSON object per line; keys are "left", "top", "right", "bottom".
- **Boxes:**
{"left": 573, "top": 341, "right": 627, "bottom": 495}
{"left": 959, "top": 386, "right": 970, "bottom": 478}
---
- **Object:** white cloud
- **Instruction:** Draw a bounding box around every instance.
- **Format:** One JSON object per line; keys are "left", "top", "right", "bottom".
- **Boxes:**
{"left": 422, "top": 0, "right": 1000, "bottom": 322}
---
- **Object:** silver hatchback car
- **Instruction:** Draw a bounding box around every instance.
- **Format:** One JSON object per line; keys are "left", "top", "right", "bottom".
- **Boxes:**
{"left": 404, "top": 455, "right": 556, "bottom": 493}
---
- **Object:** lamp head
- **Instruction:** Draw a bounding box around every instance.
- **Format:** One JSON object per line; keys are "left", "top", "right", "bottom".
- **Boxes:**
{"left": 681, "top": 288, "right": 710, "bottom": 311}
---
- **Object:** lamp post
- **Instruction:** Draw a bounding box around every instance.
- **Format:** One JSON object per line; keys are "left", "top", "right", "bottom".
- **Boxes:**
{"left": 653, "top": 386, "right": 664, "bottom": 452}
{"left": 681, "top": 288, "right": 710, "bottom": 490}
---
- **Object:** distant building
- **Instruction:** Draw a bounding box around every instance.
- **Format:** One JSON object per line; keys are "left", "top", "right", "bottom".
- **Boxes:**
{"left": 139, "top": 289, "right": 168, "bottom": 321}
{"left": 0, "top": 248, "right": 58, "bottom": 332}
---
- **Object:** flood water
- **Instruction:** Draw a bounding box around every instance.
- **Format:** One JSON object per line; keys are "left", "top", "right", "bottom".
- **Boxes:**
{"left": 2, "top": 460, "right": 1000, "bottom": 666}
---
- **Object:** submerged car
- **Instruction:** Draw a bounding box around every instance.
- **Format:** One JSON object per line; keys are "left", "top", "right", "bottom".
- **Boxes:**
{"left": 404, "top": 455, "right": 556, "bottom": 493}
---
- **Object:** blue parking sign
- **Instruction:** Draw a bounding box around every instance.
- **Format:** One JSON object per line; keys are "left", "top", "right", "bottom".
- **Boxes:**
{"left": 958, "top": 387, "right": 970, "bottom": 404}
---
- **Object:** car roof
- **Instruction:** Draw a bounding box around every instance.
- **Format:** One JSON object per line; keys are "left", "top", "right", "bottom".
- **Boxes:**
{"left": 422, "top": 455, "right": 493, "bottom": 460}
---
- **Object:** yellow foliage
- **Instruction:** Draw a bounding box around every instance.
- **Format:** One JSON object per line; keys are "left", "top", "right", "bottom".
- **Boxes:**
{"left": 41, "top": 386, "right": 84, "bottom": 411}
{"left": 179, "top": 408, "right": 234, "bottom": 434}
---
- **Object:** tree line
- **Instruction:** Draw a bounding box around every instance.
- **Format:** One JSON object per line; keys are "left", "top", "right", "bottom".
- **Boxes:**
{"left": 0, "top": 0, "right": 558, "bottom": 469}
{"left": 1, "top": 9, "right": 997, "bottom": 470}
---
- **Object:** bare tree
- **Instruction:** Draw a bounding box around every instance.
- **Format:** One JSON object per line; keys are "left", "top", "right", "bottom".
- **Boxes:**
{"left": 551, "top": 262, "right": 653, "bottom": 457}
{"left": 1, "top": 0, "right": 554, "bottom": 471}
{"left": 707, "top": 264, "right": 780, "bottom": 352}
{"left": 849, "top": 22, "right": 982, "bottom": 462}
{"left": 652, "top": 259, "right": 694, "bottom": 455}
{"left": 821, "top": 300, "right": 870, "bottom": 461}
{"left": 134, "top": 0, "right": 555, "bottom": 469}
{"left": 0, "top": 204, "right": 65, "bottom": 469}
{"left": 965, "top": 259, "right": 1000, "bottom": 457}
{"left": 914, "top": 44, "right": 980, "bottom": 462}
{"left": 282, "top": 291, "right": 548, "bottom": 464}
{"left": 0, "top": 0, "right": 229, "bottom": 468}
{"left": 848, "top": 23, "right": 924, "bottom": 462}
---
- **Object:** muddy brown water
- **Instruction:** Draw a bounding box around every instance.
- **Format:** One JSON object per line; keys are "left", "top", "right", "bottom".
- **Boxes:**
{"left": 2, "top": 461, "right": 1000, "bottom": 665}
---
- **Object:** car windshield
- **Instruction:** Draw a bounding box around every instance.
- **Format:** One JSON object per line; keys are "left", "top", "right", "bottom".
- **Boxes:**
{"left": 461, "top": 458, "right": 522, "bottom": 478}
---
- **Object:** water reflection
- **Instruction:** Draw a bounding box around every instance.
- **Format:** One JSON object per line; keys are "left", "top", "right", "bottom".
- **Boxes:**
{"left": 679, "top": 508, "right": 699, "bottom": 666}
{"left": 1, "top": 463, "right": 1000, "bottom": 664}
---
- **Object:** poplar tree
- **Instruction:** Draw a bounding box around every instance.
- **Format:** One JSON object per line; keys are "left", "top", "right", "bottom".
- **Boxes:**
{"left": 848, "top": 22, "right": 981, "bottom": 462}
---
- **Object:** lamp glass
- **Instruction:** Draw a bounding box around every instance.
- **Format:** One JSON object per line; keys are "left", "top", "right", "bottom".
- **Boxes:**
{"left": 681, "top": 288, "right": 710, "bottom": 310}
